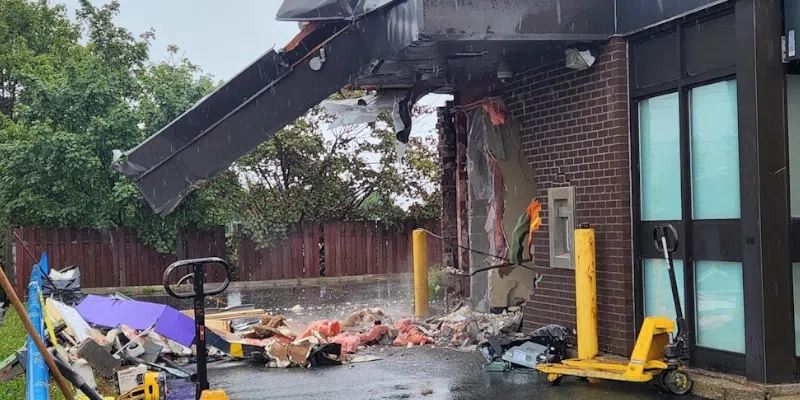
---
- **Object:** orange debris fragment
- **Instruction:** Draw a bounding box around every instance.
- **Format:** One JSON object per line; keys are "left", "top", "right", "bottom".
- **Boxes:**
{"left": 526, "top": 200, "right": 542, "bottom": 258}
{"left": 300, "top": 320, "right": 341, "bottom": 340}
{"left": 330, "top": 333, "right": 361, "bottom": 353}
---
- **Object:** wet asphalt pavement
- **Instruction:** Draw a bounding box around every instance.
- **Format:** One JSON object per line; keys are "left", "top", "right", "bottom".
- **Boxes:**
{"left": 137, "top": 278, "right": 698, "bottom": 400}
{"left": 200, "top": 348, "right": 696, "bottom": 400}
{"left": 138, "top": 277, "right": 441, "bottom": 322}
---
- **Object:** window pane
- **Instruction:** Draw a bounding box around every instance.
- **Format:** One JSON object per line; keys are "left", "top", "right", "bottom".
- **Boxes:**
{"left": 788, "top": 75, "right": 800, "bottom": 217}
{"left": 695, "top": 260, "right": 745, "bottom": 353}
{"left": 794, "top": 263, "right": 800, "bottom": 356}
{"left": 643, "top": 258, "right": 685, "bottom": 323}
{"left": 639, "top": 93, "right": 681, "bottom": 221}
{"left": 690, "top": 80, "right": 740, "bottom": 219}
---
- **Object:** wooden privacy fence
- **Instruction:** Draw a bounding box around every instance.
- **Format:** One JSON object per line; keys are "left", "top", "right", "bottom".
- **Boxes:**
{"left": 238, "top": 220, "right": 443, "bottom": 280}
{"left": 9, "top": 220, "right": 443, "bottom": 295}
{"left": 11, "top": 227, "right": 225, "bottom": 295}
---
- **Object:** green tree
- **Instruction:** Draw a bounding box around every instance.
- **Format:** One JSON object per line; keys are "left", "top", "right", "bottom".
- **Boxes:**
{"left": 236, "top": 98, "right": 441, "bottom": 248}
{"left": 0, "top": 0, "right": 79, "bottom": 119}
{"left": 0, "top": 0, "right": 241, "bottom": 253}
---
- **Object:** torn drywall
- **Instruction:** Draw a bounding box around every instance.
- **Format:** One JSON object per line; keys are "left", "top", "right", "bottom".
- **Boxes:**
{"left": 466, "top": 103, "right": 538, "bottom": 309}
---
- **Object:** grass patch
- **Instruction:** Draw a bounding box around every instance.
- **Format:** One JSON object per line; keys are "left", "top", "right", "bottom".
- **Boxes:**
{"left": 428, "top": 264, "right": 446, "bottom": 300}
{"left": 0, "top": 305, "right": 67, "bottom": 400}
{"left": 0, "top": 306, "right": 115, "bottom": 399}
{"left": 139, "top": 287, "right": 159, "bottom": 296}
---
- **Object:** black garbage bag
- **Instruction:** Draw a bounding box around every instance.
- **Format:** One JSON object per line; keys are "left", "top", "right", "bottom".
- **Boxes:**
{"left": 42, "top": 265, "right": 83, "bottom": 305}
{"left": 309, "top": 343, "right": 343, "bottom": 367}
{"left": 529, "top": 324, "right": 571, "bottom": 363}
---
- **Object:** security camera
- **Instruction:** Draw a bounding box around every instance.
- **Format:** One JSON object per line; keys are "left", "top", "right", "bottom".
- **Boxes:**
{"left": 497, "top": 60, "right": 513, "bottom": 83}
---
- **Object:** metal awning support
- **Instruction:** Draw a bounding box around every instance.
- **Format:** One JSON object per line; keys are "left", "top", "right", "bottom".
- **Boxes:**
{"left": 113, "top": 0, "right": 422, "bottom": 215}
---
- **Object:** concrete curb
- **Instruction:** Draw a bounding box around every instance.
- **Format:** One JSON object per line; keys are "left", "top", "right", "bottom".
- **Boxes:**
{"left": 688, "top": 368, "right": 800, "bottom": 400}
{"left": 557, "top": 354, "right": 800, "bottom": 400}
{"left": 83, "top": 273, "right": 413, "bottom": 296}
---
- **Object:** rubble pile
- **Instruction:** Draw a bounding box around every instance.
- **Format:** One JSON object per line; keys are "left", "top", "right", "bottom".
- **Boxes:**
{"left": 223, "top": 304, "right": 530, "bottom": 367}
{"left": 423, "top": 304, "right": 525, "bottom": 349}
{"left": 2, "top": 279, "right": 569, "bottom": 399}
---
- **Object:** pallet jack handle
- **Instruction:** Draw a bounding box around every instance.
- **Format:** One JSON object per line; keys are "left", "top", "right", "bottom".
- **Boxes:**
{"left": 653, "top": 224, "right": 690, "bottom": 361}
{"left": 163, "top": 258, "right": 232, "bottom": 400}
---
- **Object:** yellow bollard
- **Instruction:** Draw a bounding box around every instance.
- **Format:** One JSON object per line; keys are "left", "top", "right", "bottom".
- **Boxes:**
{"left": 575, "top": 226, "right": 598, "bottom": 360}
{"left": 413, "top": 229, "right": 429, "bottom": 318}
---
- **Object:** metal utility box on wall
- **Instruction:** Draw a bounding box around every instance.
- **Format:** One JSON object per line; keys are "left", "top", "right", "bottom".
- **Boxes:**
{"left": 548, "top": 187, "right": 575, "bottom": 269}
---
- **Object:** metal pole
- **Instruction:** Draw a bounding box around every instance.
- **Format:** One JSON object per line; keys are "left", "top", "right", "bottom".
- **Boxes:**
{"left": 0, "top": 263, "right": 74, "bottom": 400}
{"left": 575, "top": 226, "right": 598, "bottom": 360}
{"left": 193, "top": 262, "right": 208, "bottom": 400}
{"left": 413, "top": 229, "right": 429, "bottom": 318}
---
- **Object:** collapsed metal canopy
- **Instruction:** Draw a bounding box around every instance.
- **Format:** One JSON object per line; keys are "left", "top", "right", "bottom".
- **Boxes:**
{"left": 114, "top": 0, "right": 626, "bottom": 216}
{"left": 276, "top": 0, "right": 398, "bottom": 21}
{"left": 113, "top": 0, "right": 422, "bottom": 216}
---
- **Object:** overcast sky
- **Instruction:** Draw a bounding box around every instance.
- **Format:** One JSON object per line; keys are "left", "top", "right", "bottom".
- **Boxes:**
{"left": 57, "top": 0, "right": 448, "bottom": 137}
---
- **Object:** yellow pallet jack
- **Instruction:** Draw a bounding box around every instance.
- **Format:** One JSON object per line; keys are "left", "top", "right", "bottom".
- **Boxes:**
{"left": 163, "top": 258, "right": 234, "bottom": 400}
{"left": 536, "top": 224, "right": 692, "bottom": 395}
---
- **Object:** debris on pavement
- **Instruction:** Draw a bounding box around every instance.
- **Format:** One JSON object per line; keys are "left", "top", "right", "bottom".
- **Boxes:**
{"left": 77, "top": 338, "right": 121, "bottom": 377}
{"left": 478, "top": 322, "right": 572, "bottom": 372}
{"left": 114, "top": 364, "right": 148, "bottom": 394}
{"left": 23, "top": 281, "right": 571, "bottom": 398}
{"left": 330, "top": 332, "right": 361, "bottom": 353}
{"left": 501, "top": 342, "right": 548, "bottom": 368}
{"left": 529, "top": 324, "right": 571, "bottom": 363}
{"left": 342, "top": 307, "right": 387, "bottom": 328}
{"left": 266, "top": 341, "right": 313, "bottom": 368}
{"left": 348, "top": 354, "right": 384, "bottom": 363}
{"left": 308, "top": 343, "right": 342, "bottom": 367}
{"left": 46, "top": 298, "right": 102, "bottom": 343}
{"left": 42, "top": 265, "right": 84, "bottom": 305}
{"left": 393, "top": 318, "right": 433, "bottom": 346}
{"left": 76, "top": 295, "right": 195, "bottom": 347}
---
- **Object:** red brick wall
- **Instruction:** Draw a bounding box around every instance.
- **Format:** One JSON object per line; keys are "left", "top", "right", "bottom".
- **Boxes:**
{"left": 503, "top": 38, "right": 634, "bottom": 355}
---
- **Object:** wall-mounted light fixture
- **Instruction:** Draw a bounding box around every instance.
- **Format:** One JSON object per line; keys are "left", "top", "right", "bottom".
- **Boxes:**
{"left": 565, "top": 48, "right": 596, "bottom": 71}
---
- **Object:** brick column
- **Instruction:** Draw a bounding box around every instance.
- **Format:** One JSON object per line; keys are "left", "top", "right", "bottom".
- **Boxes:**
{"left": 437, "top": 103, "right": 458, "bottom": 270}
{"left": 437, "top": 102, "right": 466, "bottom": 303}
{"left": 455, "top": 109, "right": 470, "bottom": 297}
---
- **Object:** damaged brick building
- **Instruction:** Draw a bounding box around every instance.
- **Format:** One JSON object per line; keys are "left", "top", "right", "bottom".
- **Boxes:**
{"left": 117, "top": 0, "right": 800, "bottom": 385}
{"left": 437, "top": 38, "right": 633, "bottom": 356}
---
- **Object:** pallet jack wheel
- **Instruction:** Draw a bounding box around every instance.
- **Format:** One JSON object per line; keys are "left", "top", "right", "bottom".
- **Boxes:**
{"left": 661, "top": 370, "right": 692, "bottom": 395}
{"left": 547, "top": 374, "right": 563, "bottom": 386}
